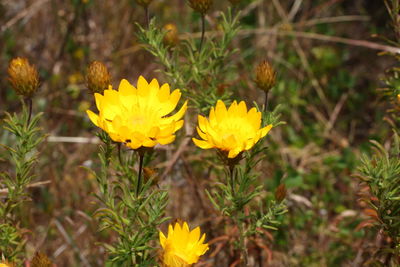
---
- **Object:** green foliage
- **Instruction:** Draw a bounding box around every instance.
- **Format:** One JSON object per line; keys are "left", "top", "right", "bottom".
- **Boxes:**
{"left": 137, "top": 8, "right": 240, "bottom": 113}
{"left": 0, "top": 103, "right": 44, "bottom": 262}
{"left": 358, "top": 136, "right": 400, "bottom": 245}
{"left": 89, "top": 132, "right": 168, "bottom": 266}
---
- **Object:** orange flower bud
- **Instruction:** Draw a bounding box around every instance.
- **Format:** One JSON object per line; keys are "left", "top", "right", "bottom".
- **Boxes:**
{"left": 163, "top": 23, "right": 179, "bottom": 47}
{"left": 255, "top": 60, "right": 276, "bottom": 93}
{"left": 7, "top": 57, "right": 39, "bottom": 98}
{"left": 31, "top": 252, "right": 52, "bottom": 267}
{"left": 86, "top": 61, "right": 111, "bottom": 94}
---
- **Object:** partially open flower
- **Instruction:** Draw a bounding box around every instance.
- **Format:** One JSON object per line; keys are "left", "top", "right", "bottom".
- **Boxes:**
{"left": 159, "top": 221, "right": 209, "bottom": 267}
{"left": 86, "top": 61, "right": 111, "bottom": 94}
{"left": 255, "top": 60, "right": 276, "bottom": 93}
{"left": 87, "top": 76, "right": 187, "bottom": 150}
{"left": 188, "top": 0, "right": 213, "bottom": 14}
{"left": 193, "top": 100, "right": 272, "bottom": 159}
{"left": 7, "top": 57, "right": 39, "bottom": 98}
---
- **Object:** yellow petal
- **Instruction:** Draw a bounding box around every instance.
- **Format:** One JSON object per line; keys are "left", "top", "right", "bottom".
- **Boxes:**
{"left": 196, "top": 126, "right": 208, "bottom": 141}
{"left": 192, "top": 138, "right": 214, "bottom": 149}
{"left": 215, "top": 100, "right": 228, "bottom": 122}
{"left": 260, "top": 124, "right": 273, "bottom": 137}
{"left": 159, "top": 231, "right": 167, "bottom": 248}
{"left": 157, "top": 135, "right": 175, "bottom": 145}
{"left": 137, "top": 76, "right": 149, "bottom": 97}
{"left": 158, "top": 83, "right": 171, "bottom": 102}
{"left": 86, "top": 110, "right": 99, "bottom": 127}
{"left": 118, "top": 79, "right": 135, "bottom": 96}
{"left": 228, "top": 147, "right": 242, "bottom": 158}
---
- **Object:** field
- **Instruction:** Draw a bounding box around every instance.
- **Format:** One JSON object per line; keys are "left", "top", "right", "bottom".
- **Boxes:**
{"left": 1, "top": 0, "right": 400, "bottom": 266}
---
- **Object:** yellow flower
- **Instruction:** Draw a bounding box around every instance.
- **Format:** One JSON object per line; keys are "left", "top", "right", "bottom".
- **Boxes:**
{"left": 87, "top": 76, "right": 187, "bottom": 149}
{"left": 192, "top": 100, "right": 272, "bottom": 159}
{"left": 159, "top": 222, "right": 209, "bottom": 267}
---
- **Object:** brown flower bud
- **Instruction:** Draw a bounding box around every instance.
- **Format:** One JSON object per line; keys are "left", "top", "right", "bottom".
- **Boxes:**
{"left": 163, "top": 23, "right": 179, "bottom": 47}
{"left": 8, "top": 57, "right": 39, "bottom": 98}
{"left": 86, "top": 61, "right": 111, "bottom": 94}
{"left": 31, "top": 252, "right": 52, "bottom": 267}
{"left": 275, "top": 184, "right": 287, "bottom": 203}
{"left": 135, "top": 0, "right": 153, "bottom": 7}
{"left": 255, "top": 60, "right": 276, "bottom": 93}
{"left": 188, "top": 0, "right": 213, "bottom": 14}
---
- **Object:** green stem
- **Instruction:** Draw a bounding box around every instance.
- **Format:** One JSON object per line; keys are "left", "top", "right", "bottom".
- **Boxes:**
{"left": 237, "top": 216, "right": 248, "bottom": 266}
{"left": 229, "top": 164, "right": 235, "bottom": 198}
{"left": 117, "top": 143, "right": 123, "bottom": 166}
{"left": 136, "top": 152, "right": 145, "bottom": 197}
{"left": 263, "top": 90, "right": 269, "bottom": 113}
{"left": 27, "top": 98, "right": 33, "bottom": 127}
{"left": 199, "top": 14, "right": 206, "bottom": 52}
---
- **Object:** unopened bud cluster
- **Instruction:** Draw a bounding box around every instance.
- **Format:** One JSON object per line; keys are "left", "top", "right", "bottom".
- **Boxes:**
{"left": 255, "top": 60, "right": 276, "bottom": 93}
{"left": 86, "top": 61, "right": 111, "bottom": 94}
{"left": 188, "top": 0, "right": 213, "bottom": 14}
{"left": 31, "top": 252, "right": 53, "bottom": 267}
{"left": 8, "top": 57, "right": 39, "bottom": 98}
{"left": 135, "top": 0, "right": 153, "bottom": 7}
{"left": 163, "top": 23, "right": 179, "bottom": 47}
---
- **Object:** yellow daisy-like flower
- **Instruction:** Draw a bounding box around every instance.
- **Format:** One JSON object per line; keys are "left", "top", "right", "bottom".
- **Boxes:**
{"left": 87, "top": 76, "right": 187, "bottom": 149}
{"left": 159, "top": 222, "right": 209, "bottom": 267}
{"left": 192, "top": 100, "right": 272, "bottom": 159}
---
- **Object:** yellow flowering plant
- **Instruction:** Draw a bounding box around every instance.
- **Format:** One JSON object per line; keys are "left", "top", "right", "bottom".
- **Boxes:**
{"left": 192, "top": 99, "right": 286, "bottom": 265}
{"left": 86, "top": 75, "right": 187, "bottom": 265}
{"left": 159, "top": 221, "right": 209, "bottom": 267}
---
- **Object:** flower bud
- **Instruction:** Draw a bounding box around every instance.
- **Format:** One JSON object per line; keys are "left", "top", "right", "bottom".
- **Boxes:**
{"left": 86, "top": 61, "right": 111, "bottom": 94}
{"left": 255, "top": 60, "right": 276, "bottom": 93}
{"left": 7, "top": 57, "right": 39, "bottom": 98}
{"left": 275, "top": 184, "right": 287, "bottom": 203}
{"left": 135, "top": 0, "right": 153, "bottom": 7}
{"left": 31, "top": 252, "right": 52, "bottom": 267}
{"left": 163, "top": 23, "right": 179, "bottom": 47}
{"left": 188, "top": 0, "right": 213, "bottom": 14}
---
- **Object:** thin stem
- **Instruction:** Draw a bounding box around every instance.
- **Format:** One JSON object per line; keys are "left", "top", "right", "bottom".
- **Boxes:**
{"left": 229, "top": 164, "right": 235, "bottom": 197}
{"left": 136, "top": 152, "right": 145, "bottom": 197}
{"left": 263, "top": 90, "right": 269, "bottom": 113}
{"left": 117, "top": 143, "right": 123, "bottom": 166}
{"left": 237, "top": 217, "right": 248, "bottom": 266}
{"left": 199, "top": 14, "right": 206, "bottom": 52}
{"left": 27, "top": 98, "right": 33, "bottom": 127}
{"left": 144, "top": 6, "right": 150, "bottom": 28}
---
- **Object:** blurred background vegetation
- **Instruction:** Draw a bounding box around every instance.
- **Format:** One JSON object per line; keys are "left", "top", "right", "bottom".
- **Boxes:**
{"left": 1, "top": 0, "right": 399, "bottom": 266}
